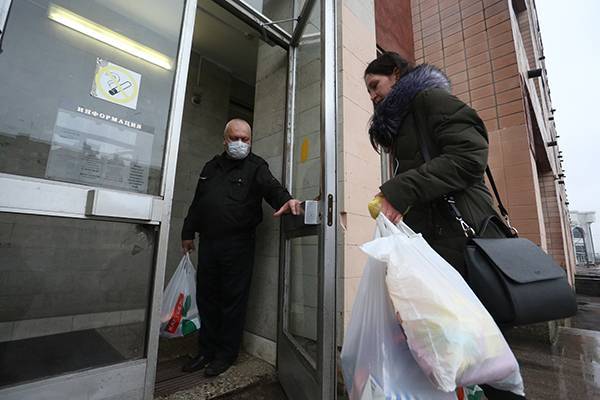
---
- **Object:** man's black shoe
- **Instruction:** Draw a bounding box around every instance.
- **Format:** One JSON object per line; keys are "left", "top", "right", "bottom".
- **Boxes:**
{"left": 181, "top": 355, "right": 213, "bottom": 372}
{"left": 204, "top": 359, "right": 232, "bottom": 377}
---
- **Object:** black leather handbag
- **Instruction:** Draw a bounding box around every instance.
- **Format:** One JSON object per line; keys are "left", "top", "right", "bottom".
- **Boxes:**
{"left": 414, "top": 119, "right": 577, "bottom": 327}
{"left": 461, "top": 198, "right": 578, "bottom": 327}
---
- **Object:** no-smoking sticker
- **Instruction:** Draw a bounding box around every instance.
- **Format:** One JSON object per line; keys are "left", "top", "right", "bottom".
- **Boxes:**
{"left": 91, "top": 58, "right": 141, "bottom": 110}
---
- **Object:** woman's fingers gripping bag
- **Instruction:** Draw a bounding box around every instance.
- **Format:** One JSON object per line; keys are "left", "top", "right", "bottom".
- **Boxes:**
{"left": 360, "top": 214, "right": 524, "bottom": 396}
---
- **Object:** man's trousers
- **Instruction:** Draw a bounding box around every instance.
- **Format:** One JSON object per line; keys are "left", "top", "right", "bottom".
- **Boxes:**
{"left": 195, "top": 234, "right": 255, "bottom": 363}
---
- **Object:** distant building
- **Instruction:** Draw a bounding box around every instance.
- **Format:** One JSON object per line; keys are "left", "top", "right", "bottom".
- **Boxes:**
{"left": 570, "top": 211, "right": 596, "bottom": 266}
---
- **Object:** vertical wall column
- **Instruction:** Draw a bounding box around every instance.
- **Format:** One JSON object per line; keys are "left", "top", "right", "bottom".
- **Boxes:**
{"left": 539, "top": 172, "right": 569, "bottom": 267}
{"left": 337, "top": 0, "right": 379, "bottom": 335}
{"left": 243, "top": 43, "right": 289, "bottom": 363}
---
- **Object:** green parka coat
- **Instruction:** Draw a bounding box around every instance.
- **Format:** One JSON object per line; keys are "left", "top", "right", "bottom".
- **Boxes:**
{"left": 371, "top": 65, "right": 501, "bottom": 276}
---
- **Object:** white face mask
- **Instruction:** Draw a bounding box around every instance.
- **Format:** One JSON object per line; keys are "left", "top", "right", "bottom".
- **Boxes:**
{"left": 226, "top": 139, "right": 251, "bottom": 160}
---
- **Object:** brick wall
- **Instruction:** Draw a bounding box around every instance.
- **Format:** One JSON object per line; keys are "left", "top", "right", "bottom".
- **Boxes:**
{"left": 517, "top": 9, "right": 534, "bottom": 69}
{"left": 375, "top": 0, "right": 415, "bottom": 61}
{"left": 539, "top": 171, "right": 567, "bottom": 267}
{"left": 563, "top": 208, "right": 576, "bottom": 284}
{"left": 414, "top": 0, "right": 525, "bottom": 129}
{"left": 411, "top": 0, "right": 548, "bottom": 245}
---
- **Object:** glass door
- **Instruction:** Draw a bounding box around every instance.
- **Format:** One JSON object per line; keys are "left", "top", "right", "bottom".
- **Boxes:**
{"left": 0, "top": 1, "right": 196, "bottom": 399}
{"left": 277, "top": 0, "right": 337, "bottom": 399}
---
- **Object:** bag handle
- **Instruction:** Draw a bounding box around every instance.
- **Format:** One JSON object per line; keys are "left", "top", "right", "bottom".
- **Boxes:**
{"left": 376, "top": 214, "right": 418, "bottom": 238}
{"left": 410, "top": 98, "right": 515, "bottom": 237}
{"left": 376, "top": 213, "right": 401, "bottom": 236}
{"left": 183, "top": 252, "right": 196, "bottom": 272}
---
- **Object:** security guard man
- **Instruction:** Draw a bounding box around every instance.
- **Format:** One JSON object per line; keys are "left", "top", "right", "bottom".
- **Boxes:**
{"left": 181, "top": 119, "right": 300, "bottom": 377}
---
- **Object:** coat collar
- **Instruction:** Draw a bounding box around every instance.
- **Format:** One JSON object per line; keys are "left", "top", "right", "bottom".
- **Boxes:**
{"left": 216, "top": 152, "right": 246, "bottom": 171}
{"left": 369, "top": 64, "right": 451, "bottom": 149}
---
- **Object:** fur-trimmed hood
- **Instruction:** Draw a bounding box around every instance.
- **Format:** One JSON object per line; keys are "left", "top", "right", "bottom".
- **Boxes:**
{"left": 369, "top": 64, "right": 451, "bottom": 149}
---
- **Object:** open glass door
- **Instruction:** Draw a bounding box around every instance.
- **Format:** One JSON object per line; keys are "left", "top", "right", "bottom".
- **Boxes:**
{"left": 277, "top": 0, "right": 337, "bottom": 399}
{"left": 0, "top": 1, "right": 196, "bottom": 399}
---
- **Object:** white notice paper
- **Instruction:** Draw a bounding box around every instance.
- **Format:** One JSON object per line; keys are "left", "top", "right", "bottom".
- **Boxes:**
{"left": 45, "top": 109, "right": 153, "bottom": 193}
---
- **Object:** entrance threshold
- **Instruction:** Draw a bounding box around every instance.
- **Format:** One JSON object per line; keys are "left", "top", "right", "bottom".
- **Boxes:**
{"left": 154, "top": 352, "right": 276, "bottom": 399}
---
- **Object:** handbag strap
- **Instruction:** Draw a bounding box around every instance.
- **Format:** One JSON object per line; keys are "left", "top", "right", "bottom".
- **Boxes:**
{"left": 484, "top": 167, "right": 509, "bottom": 219}
{"left": 409, "top": 98, "right": 513, "bottom": 237}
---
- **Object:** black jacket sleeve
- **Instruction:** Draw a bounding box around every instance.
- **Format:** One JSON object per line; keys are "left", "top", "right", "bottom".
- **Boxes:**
{"left": 181, "top": 165, "right": 209, "bottom": 240}
{"left": 380, "top": 89, "right": 489, "bottom": 212}
{"left": 256, "top": 161, "right": 292, "bottom": 210}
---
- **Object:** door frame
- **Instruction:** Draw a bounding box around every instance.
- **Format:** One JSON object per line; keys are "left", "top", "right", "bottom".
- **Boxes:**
{"left": 0, "top": 0, "right": 338, "bottom": 397}
{"left": 142, "top": 0, "right": 197, "bottom": 398}
{"left": 277, "top": 0, "right": 338, "bottom": 399}
{"left": 319, "top": 0, "right": 338, "bottom": 398}
{"left": 0, "top": 0, "right": 197, "bottom": 399}
{"left": 212, "top": 0, "right": 291, "bottom": 48}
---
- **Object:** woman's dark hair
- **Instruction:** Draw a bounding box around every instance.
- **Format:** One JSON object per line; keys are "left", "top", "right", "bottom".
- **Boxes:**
{"left": 365, "top": 52, "right": 416, "bottom": 151}
{"left": 364, "top": 51, "right": 414, "bottom": 79}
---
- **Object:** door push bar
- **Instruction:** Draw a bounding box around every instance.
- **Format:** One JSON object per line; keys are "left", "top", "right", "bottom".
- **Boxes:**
{"left": 282, "top": 200, "right": 320, "bottom": 237}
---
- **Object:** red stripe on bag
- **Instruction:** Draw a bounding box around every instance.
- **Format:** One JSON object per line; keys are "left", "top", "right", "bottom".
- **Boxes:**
{"left": 166, "top": 293, "right": 185, "bottom": 333}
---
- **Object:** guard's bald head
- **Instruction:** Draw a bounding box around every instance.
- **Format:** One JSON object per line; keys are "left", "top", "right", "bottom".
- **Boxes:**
{"left": 223, "top": 119, "right": 252, "bottom": 159}
{"left": 224, "top": 119, "right": 252, "bottom": 140}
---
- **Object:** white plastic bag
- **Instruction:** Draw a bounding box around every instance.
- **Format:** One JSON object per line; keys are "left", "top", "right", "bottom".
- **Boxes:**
{"left": 160, "top": 254, "right": 200, "bottom": 338}
{"left": 361, "top": 215, "right": 524, "bottom": 395}
{"left": 340, "top": 252, "right": 457, "bottom": 400}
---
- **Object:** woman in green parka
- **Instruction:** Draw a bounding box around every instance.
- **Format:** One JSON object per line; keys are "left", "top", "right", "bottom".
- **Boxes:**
{"left": 366, "top": 51, "right": 500, "bottom": 277}
{"left": 365, "top": 52, "right": 526, "bottom": 400}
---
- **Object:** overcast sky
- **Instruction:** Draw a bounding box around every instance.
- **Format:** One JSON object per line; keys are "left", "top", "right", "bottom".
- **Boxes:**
{"left": 535, "top": 1, "right": 600, "bottom": 252}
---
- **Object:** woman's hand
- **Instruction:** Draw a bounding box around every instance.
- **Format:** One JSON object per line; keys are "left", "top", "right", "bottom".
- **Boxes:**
{"left": 378, "top": 193, "right": 403, "bottom": 224}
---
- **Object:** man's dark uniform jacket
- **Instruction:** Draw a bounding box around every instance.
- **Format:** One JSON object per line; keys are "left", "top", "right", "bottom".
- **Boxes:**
{"left": 182, "top": 152, "right": 292, "bottom": 240}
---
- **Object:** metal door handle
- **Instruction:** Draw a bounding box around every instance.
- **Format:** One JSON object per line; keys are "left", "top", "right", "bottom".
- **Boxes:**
{"left": 86, "top": 189, "right": 153, "bottom": 221}
{"left": 282, "top": 200, "right": 321, "bottom": 237}
{"left": 302, "top": 200, "right": 320, "bottom": 225}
